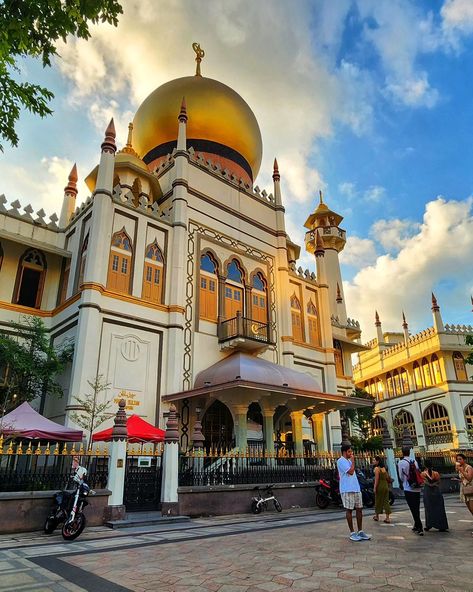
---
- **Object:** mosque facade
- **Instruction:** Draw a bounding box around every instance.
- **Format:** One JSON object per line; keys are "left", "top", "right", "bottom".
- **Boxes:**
{"left": 353, "top": 298, "right": 473, "bottom": 451}
{"left": 0, "top": 46, "right": 369, "bottom": 453}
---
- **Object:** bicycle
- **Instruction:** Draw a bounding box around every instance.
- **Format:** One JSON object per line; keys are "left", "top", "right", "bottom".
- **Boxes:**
{"left": 250, "top": 484, "right": 282, "bottom": 514}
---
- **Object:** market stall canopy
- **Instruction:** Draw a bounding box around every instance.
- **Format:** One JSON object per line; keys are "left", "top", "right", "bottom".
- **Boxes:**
{"left": 0, "top": 402, "right": 83, "bottom": 441}
{"left": 92, "top": 414, "right": 165, "bottom": 443}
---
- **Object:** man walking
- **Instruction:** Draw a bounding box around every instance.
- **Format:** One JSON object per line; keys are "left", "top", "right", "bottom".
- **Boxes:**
{"left": 337, "top": 444, "right": 371, "bottom": 542}
{"left": 398, "top": 447, "right": 423, "bottom": 535}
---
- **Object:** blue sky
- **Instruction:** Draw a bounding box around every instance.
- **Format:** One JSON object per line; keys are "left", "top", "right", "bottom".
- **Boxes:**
{"left": 1, "top": 0, "right": 472, "bottom": 339}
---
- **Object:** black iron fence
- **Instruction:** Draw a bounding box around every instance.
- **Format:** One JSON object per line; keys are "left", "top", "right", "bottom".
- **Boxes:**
{"left": 179, "top": 450, "right": 375, "bottom": 487}
{"left": 0, "top": 440, "right": 109, "bottom": 492}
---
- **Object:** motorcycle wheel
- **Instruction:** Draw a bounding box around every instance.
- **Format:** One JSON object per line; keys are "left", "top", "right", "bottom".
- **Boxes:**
{"left": 251, "top": 499, "right": 262, "bottom": 514}
{"left": 315, "top": 492, "right": 330, "bottom": 509}
{"left": 44, "top": 517, "right": 57, "bottom": 534}
{"left": 389, "top": 491, "right": 395, "bottom": 506}
{"left": 273, "top": 499, "right": 282, "bottom": 512}
{"left": 62, "top": 513, "right": 86, "bottom": 541}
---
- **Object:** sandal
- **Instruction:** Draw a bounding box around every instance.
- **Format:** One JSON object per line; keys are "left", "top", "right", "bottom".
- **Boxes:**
{"left": 373, "top": 516, "right": 379, "bottom": 521}
{"left": 383, "top": 519, "right": 391, "bottom": 524}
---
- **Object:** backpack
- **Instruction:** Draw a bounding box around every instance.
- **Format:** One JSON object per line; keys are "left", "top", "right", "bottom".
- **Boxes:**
{"left": 407, "top": 460, "right": 424, "bottom": 487}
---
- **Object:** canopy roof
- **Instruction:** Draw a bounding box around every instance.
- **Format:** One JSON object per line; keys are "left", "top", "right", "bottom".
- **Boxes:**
{"left": 164, "top": 352, "right": 372, "bottom": 414}
{"left": 92, "top": 414, "right": 165, "bottom": 443}
{"left": 1, "top": 402, "right": 83, "bottom": 441}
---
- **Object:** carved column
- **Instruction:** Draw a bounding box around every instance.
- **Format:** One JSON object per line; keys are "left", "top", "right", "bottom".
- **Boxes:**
{"left": 161, "top": 404, "right": 180, "bottom": 516}
{"left": 105, "top": 399, "right": 128, "bottom": 521}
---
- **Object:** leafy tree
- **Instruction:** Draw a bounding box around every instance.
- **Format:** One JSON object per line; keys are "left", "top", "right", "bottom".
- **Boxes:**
{"left": 0, "top": 316, "right": 73, "bottom": 414}
{"left": 0, "top": 0, "right": 123, "bottom": 151}
{"left": 70, "top": 375, "right": 112, "bottom": 448}
{"left": 343, "top": 387, "right": 375, "bottom": 440}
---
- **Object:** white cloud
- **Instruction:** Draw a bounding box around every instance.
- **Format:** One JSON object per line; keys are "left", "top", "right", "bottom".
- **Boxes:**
{"left": 344, "top": 196, "right": 473, "bottom": 340}
{"left": 370, "top": 217, "right": 421, "bottom": 252}
{"left": 338, "top": 181, "right": 386, "bottom": 204}
{"left": 442, "top": 0, "right": 473, "bottom": 35}
{"left": 0, "top": 156, "right": 93, "bottom": 216}
{"left": 340, "top": 236, "right": 378, "bottom": 268}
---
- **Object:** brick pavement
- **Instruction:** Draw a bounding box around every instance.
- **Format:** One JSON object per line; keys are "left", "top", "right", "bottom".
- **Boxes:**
{"left": 0, "top": 496, "right": 472, "bottom": 592}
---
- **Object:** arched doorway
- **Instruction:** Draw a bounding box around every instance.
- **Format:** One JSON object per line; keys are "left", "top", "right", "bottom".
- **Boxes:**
{"left": 201, "top": 400, "right": 234, "bottom": 452}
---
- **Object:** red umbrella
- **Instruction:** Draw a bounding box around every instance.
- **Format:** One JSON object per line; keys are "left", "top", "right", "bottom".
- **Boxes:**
{"left": 92, "top": 414, "right": 165, "bottom": 443}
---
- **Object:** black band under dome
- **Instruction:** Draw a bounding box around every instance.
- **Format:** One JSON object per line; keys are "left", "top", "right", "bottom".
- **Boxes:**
{"left": 143, "top": 139, "right": 253, "bottom": 181}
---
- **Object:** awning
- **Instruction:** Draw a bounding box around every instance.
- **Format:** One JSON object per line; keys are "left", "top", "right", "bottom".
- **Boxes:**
{"left": 92, "top": 414, "right": 165, "bottom": 443}
{"left": 163, "top": 352, "right": 372, "bottom": 413}
{"left": 1, "top": 402, "right": 83, "bottom": 441}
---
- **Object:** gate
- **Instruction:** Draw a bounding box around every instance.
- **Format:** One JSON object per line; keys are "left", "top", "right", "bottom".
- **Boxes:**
{"left": 124, "top": 452, "right": 163, "bottom": 512}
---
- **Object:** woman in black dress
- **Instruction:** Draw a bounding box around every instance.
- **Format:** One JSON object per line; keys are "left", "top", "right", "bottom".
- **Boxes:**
{"left": 421, "top": 460, "right": 448, "bottom": 532}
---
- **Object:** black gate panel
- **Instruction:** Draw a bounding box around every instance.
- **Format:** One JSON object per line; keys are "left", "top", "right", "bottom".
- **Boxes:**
{"left": 124, "top": 456, "right": 162, "bottom": 511}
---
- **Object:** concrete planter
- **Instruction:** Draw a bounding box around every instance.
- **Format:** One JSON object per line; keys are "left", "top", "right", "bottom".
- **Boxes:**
{"left": 0, "top": 489, "right": 111, "bottom": 534}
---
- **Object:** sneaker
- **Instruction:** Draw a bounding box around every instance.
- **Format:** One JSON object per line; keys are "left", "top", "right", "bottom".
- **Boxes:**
{"left": 357, "top": 530, "right": 372, "bottom": 540}
{"left": 415, "top": 529, "right": 424, "bottom": 536}
{"left": 349, "top": 532, "right": 362, "bottom": 542}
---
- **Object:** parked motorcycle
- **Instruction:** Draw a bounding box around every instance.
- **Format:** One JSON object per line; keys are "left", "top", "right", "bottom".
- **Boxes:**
{"left": 356, "top": 468, "right": 395, "bottom": 508}
{"left": 44, "top": 465, "right": 94, "bottom": 540}
{"left": 315, "top": 472, "right": 341, "bottom": 509}
{"left": 251, "top": 484, "right": 282, "bottom": 514}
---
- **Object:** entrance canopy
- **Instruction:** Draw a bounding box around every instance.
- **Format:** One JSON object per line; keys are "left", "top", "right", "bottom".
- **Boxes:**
{"left": 92, "top": 414, "right": 165, "bottom": 443}
{"left": 163, "top": 352, "right": 372, "bottom": 414}
{"left": 1, "top": 401, "right": 83, "bottom": 441}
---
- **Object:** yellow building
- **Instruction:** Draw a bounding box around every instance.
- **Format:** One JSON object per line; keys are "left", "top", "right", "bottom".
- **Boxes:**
{"left": 0, "top": 46, "right": 369, "bottom": 454}
{"left": 353, "top": 295, "right": 473, "bottom": 450}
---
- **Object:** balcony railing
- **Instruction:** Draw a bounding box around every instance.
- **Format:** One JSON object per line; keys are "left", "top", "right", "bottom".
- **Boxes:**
{"left": 218, "top": 312, "right": 272, "bottom": 347}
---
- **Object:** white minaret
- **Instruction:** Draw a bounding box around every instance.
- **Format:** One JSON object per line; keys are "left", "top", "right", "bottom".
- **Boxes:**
{"left": 60, "top": 164, "right": 78, "bottom": 227}
{"left": 375, "top": 310, "right": 384, "bottom": 344}
{"left": 304, "top": 191, "right": 347, "bottom": 321}
{"left": 431, "top": 292, "right": 444, "bottom": 333}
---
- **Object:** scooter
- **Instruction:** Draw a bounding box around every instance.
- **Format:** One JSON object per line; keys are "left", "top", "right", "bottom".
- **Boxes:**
{"left": 251, "top": 484, "right": 282, "bottom": 514}
{"left": 356, "top": 468, "right": 395, "bottom": 507}
{"left": 44, "top": 465, "right": 94, "bottom": 540}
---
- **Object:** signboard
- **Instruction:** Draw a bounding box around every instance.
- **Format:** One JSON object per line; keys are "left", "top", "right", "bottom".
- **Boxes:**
{"left": 137, "top": 456, "right": 152, "bottom": 468}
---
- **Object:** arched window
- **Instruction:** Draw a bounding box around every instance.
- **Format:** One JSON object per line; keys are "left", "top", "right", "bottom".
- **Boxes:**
{"left": 107, "top": 228, "right": 132, "bottom": 294}
{"left": 413, "top": 361, "right": 424, "bottom": 389}
{"left": 225, "top": 259, "right": 244, "bottom": 319}
{"left": 369, "top": 379, "right": 375, "bottom": 397}
{"left": 465, "top": 400, "right": 473, "bottom": 435}
{"left": 58, "top": 259, "right": 71, "bottom": 305}
{"left": 453, "top": 352, "right": 468, "bottom": 381}
{"left": 290, "top": 294, "right": 303, "bottom": 342}
{"left": 131, "top": 178, "right": 142, "bottom": 207}
{"left": 307, "top": 299, "right": 320, "bottom": 346}
{"left": 251, "top": 272, "right": 267, "bottom": 323}
{"left": 386, "top": 373, "right": 394, "bottom": 398}
{"left": 199, "top": 253, "right": 218, "bottom": 321}
{"left": 142, "top": 240, "right": 164, "bottom": 304}
{"left": 14, "top": 248, "right": 47, "bottom": 308}
{"left": 431, "top": 354, "right": 442, "bottom": 384}
{"left": 393, "top": 369, "right": 401, "bottom": 396}
{"left": 422, "top": 357, "right": 433, "bottom": 387}
{"left": 393, "top": 409, "right": 417, "bottom": 447}
{"left": 400, "top": 367, "right": 410, "bottom": 394}
{"left": 371, "top": 415, "right": 387, "bottom": 437}
{"left": 423, "top": 403, "right": 452, "bottom": 444}
{"left": 333, "top": 339, "right": 344, "bottom": 377}
{"left": 376, "top": 378, "right": 385, "bottom": 401}
{"left": 77, "top": 232, "right": 89, "bottom": 288}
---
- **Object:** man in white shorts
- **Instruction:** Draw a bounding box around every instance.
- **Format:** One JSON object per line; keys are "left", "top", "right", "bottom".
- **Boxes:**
{"left": 337, "top": 443, "right": 372, "bottom": 542}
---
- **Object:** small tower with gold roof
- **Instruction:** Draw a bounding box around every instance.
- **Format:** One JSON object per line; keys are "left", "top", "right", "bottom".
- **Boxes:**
{"left": 304, "top": 191, "right": 347, "bottom": 322}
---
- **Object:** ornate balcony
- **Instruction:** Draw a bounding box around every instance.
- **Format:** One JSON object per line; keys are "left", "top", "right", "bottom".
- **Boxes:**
{"left": 218, "top": 312, "right": 273, "bottom": 352}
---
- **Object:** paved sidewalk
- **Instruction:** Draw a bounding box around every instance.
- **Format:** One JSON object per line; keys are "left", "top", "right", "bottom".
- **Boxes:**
{"left": 0, "top": 496, "right": 472, "bottom": 592}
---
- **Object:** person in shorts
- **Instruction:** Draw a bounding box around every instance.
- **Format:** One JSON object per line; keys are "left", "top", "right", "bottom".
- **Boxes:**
{"left": 337, "top": 444, "right": 371, "bottom": 542}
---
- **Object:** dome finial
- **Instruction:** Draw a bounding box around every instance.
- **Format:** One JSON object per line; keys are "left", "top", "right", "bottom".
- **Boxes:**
{"left": 119, "top": 122, "right": 139, "bottom": 157}
{"left": 319, "top": 190, "right": 324, "bottom": 205}
{"left": 192, "top": 42, "right": 205, "bottom": 76}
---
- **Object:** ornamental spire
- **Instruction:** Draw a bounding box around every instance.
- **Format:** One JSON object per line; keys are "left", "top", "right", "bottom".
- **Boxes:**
{"left": 431, "top": 292, "right": 439, "bottom": 312}
{"left": 272, "top": 158, "right": 280, "bottom": 182}
{"left": 192, "top": 42, "right": 205, "bottom": 76}
{"left": 375, "top": 310, "right": 381, "bottom": 326}
{"left": 101, "top": 118, "right": 116, "bottom": 154}
{"left": 64, "top": 163, "right": 78, "bottom": 196}
{"left": 319, "top": 189, "right": 324, "bottom": 205}
{"left": 119, "top": 123, "right": 139, "bottom": 157}
{"left": 336, "top": 282, "right": 343, "bottom": 304}
{"left": 402, "top": 311, "right": 408, "bottom": 329}
{"left": 178, "top": 96, "right": 188, "bottom": 123}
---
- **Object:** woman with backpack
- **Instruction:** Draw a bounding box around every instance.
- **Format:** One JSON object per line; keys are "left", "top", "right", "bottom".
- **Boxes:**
{"left": 398, "top": 447, "right": 424, "bottom": 535}
{"left": 421, "top": 460, "right": 449, "bottom": 532}
{"left": 373, "top": 456, "right": 392, "bottom": 523}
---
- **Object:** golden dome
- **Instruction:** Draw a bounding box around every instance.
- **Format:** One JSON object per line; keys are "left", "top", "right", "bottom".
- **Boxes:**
{"left": 133, "top": 75, "right": 262, "bottom": 181}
